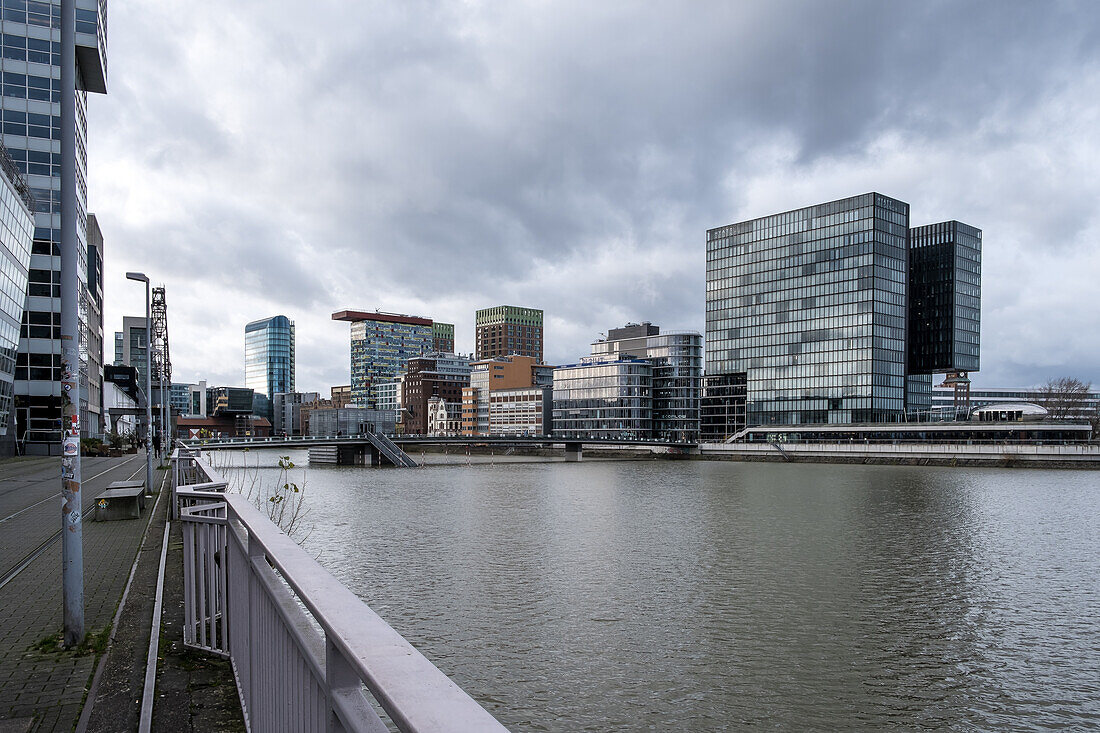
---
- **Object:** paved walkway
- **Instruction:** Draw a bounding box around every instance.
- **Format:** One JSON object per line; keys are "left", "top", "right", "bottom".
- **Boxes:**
{"left": 0, "top": 454, "right": 155, "bottom": 731}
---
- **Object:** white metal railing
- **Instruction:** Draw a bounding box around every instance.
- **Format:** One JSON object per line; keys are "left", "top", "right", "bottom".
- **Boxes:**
{"left": 170, "top": 449, "right": 508, "bottom": 732}
{"left": 702, "top": 441, "right": 1100, "bottom": 458}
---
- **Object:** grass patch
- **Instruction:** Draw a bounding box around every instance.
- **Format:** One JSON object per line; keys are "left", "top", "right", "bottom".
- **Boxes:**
{"left": 30, "top": 626, "right": 110, "bottom": 656}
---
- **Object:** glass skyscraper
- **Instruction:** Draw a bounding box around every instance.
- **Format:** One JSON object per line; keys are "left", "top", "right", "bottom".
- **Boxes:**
{"left": 332, "top": 310, "right": 434, "bottom": 407}
{"left": 908, "top": 221, "right": 981, "bottom": 374}
{"left": 705, "top": 193, "right": 981, "bottom": 432}
{"left": 4, "top": 0, "right": 107, "bottom": 454}
{"left": 706, "top": 193, "right": 911, "bottom": 426}
{"left": 0, "top": 145, "right": 34, "bottom": 453}
{"left": 245, "top": 315, "right": 295, "bottom": 420}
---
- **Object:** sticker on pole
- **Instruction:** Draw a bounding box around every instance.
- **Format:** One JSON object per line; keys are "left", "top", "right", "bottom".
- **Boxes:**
{"left": 63, "top": 439, "right": 78, "bottom": 456}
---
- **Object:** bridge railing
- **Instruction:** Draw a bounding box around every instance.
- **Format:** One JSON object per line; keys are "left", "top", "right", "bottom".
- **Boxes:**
{"left": 171, "top": 449, "right": 509, "bottom": 732}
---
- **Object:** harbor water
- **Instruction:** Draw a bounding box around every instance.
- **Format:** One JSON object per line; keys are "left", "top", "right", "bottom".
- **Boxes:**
{"left": 227, "top": 451, "right": 1100, "bottom": 731}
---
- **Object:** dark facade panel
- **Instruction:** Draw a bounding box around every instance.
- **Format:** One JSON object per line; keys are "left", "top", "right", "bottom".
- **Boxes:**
{"left": 908, "top": 220, "right": 981, "bottom": 374}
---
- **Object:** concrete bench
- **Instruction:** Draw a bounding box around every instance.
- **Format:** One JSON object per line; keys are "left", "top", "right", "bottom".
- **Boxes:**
{"left": 94, "top": 481, "right": 146, "bottom": 521}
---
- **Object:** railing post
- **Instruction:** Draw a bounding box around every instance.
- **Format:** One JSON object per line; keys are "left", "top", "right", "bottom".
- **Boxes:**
{"left": 246, "top": 529, "right": 263, "bottom": 730}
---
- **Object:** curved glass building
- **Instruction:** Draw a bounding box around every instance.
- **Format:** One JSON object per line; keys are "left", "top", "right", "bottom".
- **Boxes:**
{"left": 245, "top": 315, "right": 295, "bottom": 420}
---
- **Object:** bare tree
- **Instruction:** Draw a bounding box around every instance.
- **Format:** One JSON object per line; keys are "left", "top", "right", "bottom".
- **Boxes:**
{"left": 1031, "top": 377, "right": 1092, "bottom": 420}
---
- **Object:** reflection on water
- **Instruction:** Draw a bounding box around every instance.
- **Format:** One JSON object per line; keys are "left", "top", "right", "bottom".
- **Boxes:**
{"left": 230, "top": 451, "right": 1100, "bottom": 731}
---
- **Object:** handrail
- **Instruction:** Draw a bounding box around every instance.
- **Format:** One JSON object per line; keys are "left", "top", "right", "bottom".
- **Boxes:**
{"left": 171, "top": 448, "right": 508, "bottom": 732}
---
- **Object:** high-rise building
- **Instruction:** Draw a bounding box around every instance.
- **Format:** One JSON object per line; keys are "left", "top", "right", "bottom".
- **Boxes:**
{"left": 432, "top": 322, "right": 454, "bottom": 353}
{"left": 475, "top": 305, "right": 543, "bottom": 362}
{"left": 907, "top": 221, "right": 982, "bottom": 413}
{"left": 8, "top": 0, "right": 107, "bottom": 454}
{"left": 115, "top": 316, "right": 149, "bottom": 389}
{"left": 705, "top": 192, "right": 980, "bottom": 433}
{"left": 590, "top": 323, "right": 703, "bottom": 442}
{"left": 83, "top": 213, "right": 104, "bottom": 438}
{"left": 244, "top": 315, "right": 295, "bottom": 421}
{"left": 333, "top": 310, "right": 434, "bottom": 407}
{"left": 0, "top": 145, "right": 34, "bottom": 456}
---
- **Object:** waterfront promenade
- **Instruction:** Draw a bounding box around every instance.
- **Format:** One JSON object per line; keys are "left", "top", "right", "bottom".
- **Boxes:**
{"left": 0, "top": 454, "right": 241, "bottom": 732}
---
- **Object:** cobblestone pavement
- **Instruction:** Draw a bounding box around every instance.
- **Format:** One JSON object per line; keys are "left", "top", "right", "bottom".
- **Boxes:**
{"left": 1, "top": 455, "right": 145, "bottom": 579}
{"left": 0, "top": 453, "right": 164, "bottom": 732}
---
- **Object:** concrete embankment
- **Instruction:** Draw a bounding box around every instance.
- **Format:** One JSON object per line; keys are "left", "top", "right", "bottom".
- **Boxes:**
{"left": 699, "top": 442, "right": 1100, "bottom": 469}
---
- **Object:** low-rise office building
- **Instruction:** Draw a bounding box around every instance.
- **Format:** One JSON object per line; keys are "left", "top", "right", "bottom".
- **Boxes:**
{"left": 177, "top": 415, "right": 271, "bottom": 440}
{"left": 273, "top": 391, "right": 321, "bottom": 435}
{"left": 462, "top": 354, "right": 554, "bottom": 436}
{"left": 552, "top": 357, "right": 653, "bottom": 440}
{"left": 488, "top": 387, "right": 552, "bottom": 436}
{"left": 308, "top": 407, "right": 396, "bottom": 437}
{"left": 590, "top": 323, "right": 702, "bottom": 442}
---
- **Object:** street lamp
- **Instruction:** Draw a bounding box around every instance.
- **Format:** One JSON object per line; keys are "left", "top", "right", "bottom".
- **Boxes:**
{"left": 126, "top": 272, "right": 153, "bottom": 498}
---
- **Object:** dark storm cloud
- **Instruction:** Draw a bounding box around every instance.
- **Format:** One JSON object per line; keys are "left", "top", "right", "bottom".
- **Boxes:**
{"left": 91, "top": 0, "right": 1100, "bottom": 388}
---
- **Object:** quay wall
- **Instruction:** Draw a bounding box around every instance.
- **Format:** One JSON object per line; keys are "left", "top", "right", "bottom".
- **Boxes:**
{"left": 699, "top": 442, "right": 1100, "bottom": 469}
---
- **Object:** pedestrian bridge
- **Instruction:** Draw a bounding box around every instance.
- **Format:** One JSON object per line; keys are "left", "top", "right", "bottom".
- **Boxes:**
{"left": 181, "top": 433, "right": 700, "bottom": 464}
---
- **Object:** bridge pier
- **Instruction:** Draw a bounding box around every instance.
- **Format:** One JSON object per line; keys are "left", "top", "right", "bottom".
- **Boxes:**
{"left": 337, "top": 445, "right": 380, "bottom": 466}
{"left": 564, "top": 442, "right": 583, "bottom": 462}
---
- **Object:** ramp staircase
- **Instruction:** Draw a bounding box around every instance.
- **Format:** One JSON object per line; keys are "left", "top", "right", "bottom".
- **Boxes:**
{"left": 366, "top": 431, "right": 418, "bottom": 467}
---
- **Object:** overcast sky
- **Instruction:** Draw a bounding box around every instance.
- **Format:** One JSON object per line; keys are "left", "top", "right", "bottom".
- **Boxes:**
{"left": 90, "top": 0, "right": 1100, "bottom": 394}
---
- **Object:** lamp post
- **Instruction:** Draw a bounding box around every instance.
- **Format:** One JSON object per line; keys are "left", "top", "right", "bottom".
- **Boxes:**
{"left": 59, "top": 0, "right": 82, "bottom": 648}
{"left": 126, "top": 272, "right": 152, "bottom": 498}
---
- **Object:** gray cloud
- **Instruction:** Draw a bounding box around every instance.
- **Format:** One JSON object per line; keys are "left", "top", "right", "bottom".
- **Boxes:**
{"left": 91, "top": 0, "right": 1100, "bottom": 390}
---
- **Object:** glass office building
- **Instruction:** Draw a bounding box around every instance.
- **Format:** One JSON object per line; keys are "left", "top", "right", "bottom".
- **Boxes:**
{"left": 908, "top": 220, "right": 981, "bottom": 374}
{"left": 0, "top": 146, "right": 34, "bottom": 452}
{"left": 706, "top": 193, "right": 911, "bottom": 425}
{"left": 332, "top": 310, "right": 434, "bottom": 407}
{"left": 6, "top": 0, "right": 108, "bottom": 454}
{"left": 552, "top": 357, "right": 652, "bottom": 439}
{"left": 590, "top": 323, "right": 703, "bottom": 441}
{"left": 245, "top": 315, "right": 295, "bottom": 421}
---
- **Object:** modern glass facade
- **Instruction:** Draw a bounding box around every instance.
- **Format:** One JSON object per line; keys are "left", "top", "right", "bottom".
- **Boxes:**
{"left": 355, "top": 321, "right": 430, "bottom": 404}
{"left": 700, "top": 372, "right": 747, "bottom": 441}
{"left": 432, "top": 321, "right": 454, "bottom": 353}
{"left": 706, "top": 193, "right": 911, "bottom": 425}
{"left": 7, "top": 0, "right": 107, "bottom": 454}
{"left": 168, "top": 382, "right": 192, "bottom": 415}
{"left": 0, "top": 145, "right": 33, "bottom": 448}
{"left": 83, "top": 212, "right": 103, "bottom": 437}
{"left": 908, "top": 220, "right": 981, "bottom": 374}
{"left": 551, "top": 358, "right": 652, "bottom": 439}
{"left": 590, "top": 325, "right": 702, "bottom": 441}
{"left": 244, "top": 314, "right": 295, "bottom": 420}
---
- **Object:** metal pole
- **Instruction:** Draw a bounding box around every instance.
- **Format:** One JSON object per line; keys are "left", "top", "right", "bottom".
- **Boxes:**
{"left": 145, "top": 283, "right": 153, "bottom": 493}
{"left": 160, "top": 371, "right": 166, "bottom": 460}
{"left": 59, "top": 0, "right": 83, "bottom": 647}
